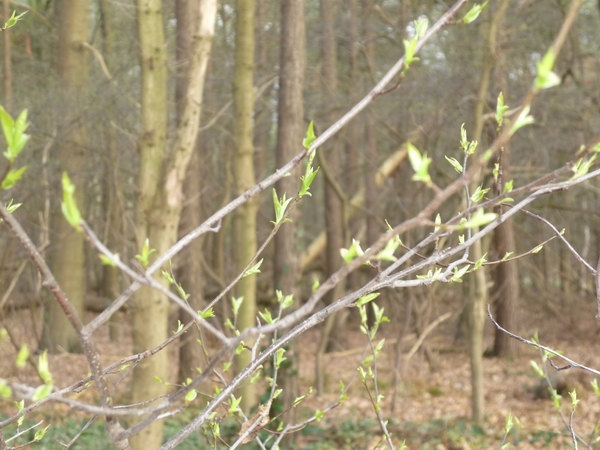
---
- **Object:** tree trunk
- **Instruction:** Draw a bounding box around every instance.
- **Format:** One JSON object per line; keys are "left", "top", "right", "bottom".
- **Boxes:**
{"left": 175, "top": 0, "right": 205, "bottom": 384}
{"left": 3, "top": 0, "right": 12, "bottom": 112}
{"left": 131, "top": 1, "right": 216, "bottom": 448}
{"left": 99, "top": 0, "right": 122, "bottom": 342}
{"left": 492, "top": 23, "right": 518, "bottom": 357}
{"left": 273, "top": 0, "right": 305, "bottom": 429}
{"left": 232, "top": 0, "right": 258, "bottom": 414}
{"left": 467, "top": 0, "right": 511, "bottom": 426}
{"left": 42, "top": 0, "right": 89, "bottom": 354}
{"left": 131, "top": 0, "right": 169, "bottom": 447}
{"left": 316, "top": 0, "right": 346, "bottom": 394}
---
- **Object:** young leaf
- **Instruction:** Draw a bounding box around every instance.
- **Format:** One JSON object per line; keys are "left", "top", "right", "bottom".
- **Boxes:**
{"left": 276, "top": 290, "right": 294, "bottom": 309}
{"left": 0, "top": 380, "right": 11, "bottom": 399}
{"left": 503, "top": 179, "right": 514, "bottom": 193}
{"left": 356, "top": 292, "right": 380, "bottom": 308}
{"left": 258, "top": 308, "right": 277, "bottom": 324}
{"left": 530, "top": 360, "right": 545, "bottom": 378}
{"left": 185, "top": 389, "right": 197, "bottom": 404}
{"left": 340, "top": 239, "right": 364, "bottom": 263}
{"left": 275, "top": 348, "right": 287, "bottom": 368}
{"left": 407, "top": 143, "right": 431, "bottom": 184}
{"left": 15, "top": 344, "right": 29, "bottom": 369}
{"left": 33, "top": 424, "right": 50, "bottom": 442}
{"left": 199, "top": 307, "right": 214, "bottom": 319}
{"left": 415, "top": 17, "right": 428, "bottom": 38}
{"left": 3, "top": 10, "right": 27, "bottom": 30}
{"left": 299, "top": 149, "right": 319, "bottom": 198}
{"left": 38, "top": 350, "right": 52, "bottom": 384}
{"left": 303, "top": 121, "right": 316, "bottom": 149}
{"left": 535, "top": 49, "right": 560, "bottom": 90}
{"left": 60, "top": 172, "right": 83, "bottom": 229}
{"left": 402, "top": 36, "right": 420, "bottom": 74}
{"left": 32, "top": 383, "right": 53, "bottom": 401}
{"left": 460, "top": 1, "right": 488, "bottom": 24}
{"left": 376, "top": 235, "right": 400, "bottom": 261}
{"left": 572, "top": 155, "right": 596, "bottom": 179}
{"left": 243, "top": 258, "right": 263, "bottom": 277}
{"left": 470, "top": 185, "right": 489, "bottom": 203}
{"left": 231, "top": 296, "right": 244, "bottom": 316}
{"left": 99, "top": 253, "right": 119, "bottom": 267}
{"left": 496, "top": 92, "right": 509, "bottom": 127}
{"left": 451, "top": 265, "right": 471, "bottom": 283}
{"left": 510, "top": 106, "right": 535, "bottom": 135}
{"left": 445, "top": 156, "right": 463, "bottom": 173}
{"left": 1, "top": 166, "right": 27, "bottom": 190}
{"left": 0, "top": 107, "right": 29, "bottom": 162}
{"left": 271, "top": 189, "right": 293, "bottom": 226}
{"left": 135, "top": 238, "right": 155, "bottom": 268}
{"left": 457, "top": 209, "right": 497, "bottom": 230}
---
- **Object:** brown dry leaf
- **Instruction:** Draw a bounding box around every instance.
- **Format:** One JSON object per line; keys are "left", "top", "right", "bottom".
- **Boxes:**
{"left": 239, "top": 400, "right": 272, "bottom": 444}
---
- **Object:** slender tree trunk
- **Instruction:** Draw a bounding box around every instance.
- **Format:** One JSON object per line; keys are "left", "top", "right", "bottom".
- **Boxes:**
{"left": 175, "top": 0, "right": 205, "bottom": 384}
{"left": 316, "top": 0, "right": 346, "bottom": 394}
{"left": 232, "top": 0, "right": 258, "bottom": 414}
{"left": 131, "top": 1, "right": 216, "bottom": 448}
{"left": 41, "top": 0, "right": 89, "bottom": 354}
{"left": 99, "top": 0, "right": 122, "bottom": 342}
{"left": 467, "top": 0, "right": 511, "bottom": 426}
{"left": 273, "top": 0, "right": 305, "bottom": 428}
{"left": 3, "top": 0, "right": 12, "bottom": 112}
{"left": 492, "top": 25, "right": 518, "bottom": 357}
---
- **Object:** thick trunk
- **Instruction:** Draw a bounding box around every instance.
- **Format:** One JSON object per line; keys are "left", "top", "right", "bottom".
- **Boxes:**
{"left": 42, "top": 0, "right": 89, "bottom": 354}
{"left": 131, "top": 0, "right": 216, "bottom": 447}
{"left": 131, "top": 0, "right": 169, "bottom": 447}
{"left": 232, "top": 0, "right": 258, "bottom": 414}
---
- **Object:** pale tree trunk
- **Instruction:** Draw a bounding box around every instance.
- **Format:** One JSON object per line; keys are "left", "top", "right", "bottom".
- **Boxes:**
{"left": 316, "top": 0, "right": 346, "bottom": 395}
{"left": 131, "top": 1, "right": 168, "bottom": 447}
{"left": 467, "top": 0, "right": 511, "bottom": 426}
{"left": 131, "top": 1, "right": 216, "bottom": 448}
{"left": 175, "top": 0, "right": 205, "bottom": 384}
{"left": 232, "top": 0, "right": 258, "bottom": 414}
{"left": 42, "top": 0, "right": 89, "bottom": 354}
{"left": 492, "top": 24, "right": 518, "bottom": 357}
{"left": 273, "top": 0, "right": 305, "bottom": 429}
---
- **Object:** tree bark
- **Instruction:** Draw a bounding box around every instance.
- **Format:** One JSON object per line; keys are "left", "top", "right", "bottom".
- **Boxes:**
{"left": 467, "top": 0, "right": 511, "bottom": 426}
{"left": 175, "top": 0, "right": 205, "bottom": 385}
{"left": 41, "top": 0, "right": 89, "bottom": 354}
{"left": 316, "top": 0, "right": 346, "bottom": 394}
{"left": 232, "top": 0, "right": 258, "bottom": 414}
{"left": 273, "top": 0, "right": 305, "bottom": 429}
{"left": 131, "top": 0, "right": 216, "bottom": 447}
{"left": 131, "top": 0, "right": 169, "bottom": 447}
{"left": 3, "top": 0, "right": 12, "bottom": 112}
{"left": 99, "top": 0, "right": 122, "bottom": 342}
{"left": 492, "top": 24, "right": 518, "bottom": 357}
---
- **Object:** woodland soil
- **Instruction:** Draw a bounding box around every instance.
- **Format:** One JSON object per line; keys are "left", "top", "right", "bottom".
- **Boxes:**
{"left": 1, "top": 287, "right": 599, "bottom": 449}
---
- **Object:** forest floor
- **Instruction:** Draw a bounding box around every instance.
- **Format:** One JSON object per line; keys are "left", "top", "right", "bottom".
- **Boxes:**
{"left": 1, "top": 286, "right": 600, "bottom": 449}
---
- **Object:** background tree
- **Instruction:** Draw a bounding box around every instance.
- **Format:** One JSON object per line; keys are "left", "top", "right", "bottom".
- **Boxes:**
{"left": 232, "top": 0, "right": 258, "bottom": 413}
{"left": 273, "top": 0, "right": 305, "bottom": 426}
{"left": 41, "top": 0, "right": 89, "bottom": 354}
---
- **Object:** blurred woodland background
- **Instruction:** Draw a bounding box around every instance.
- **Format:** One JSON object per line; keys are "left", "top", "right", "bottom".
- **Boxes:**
{"left": 2, "top": 0, "right": 600, "bottom": 448}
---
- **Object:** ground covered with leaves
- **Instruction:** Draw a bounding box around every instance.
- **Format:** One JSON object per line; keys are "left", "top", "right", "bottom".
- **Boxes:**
{"left": 2, "top": 288, "right": 600, "bottom": 449}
